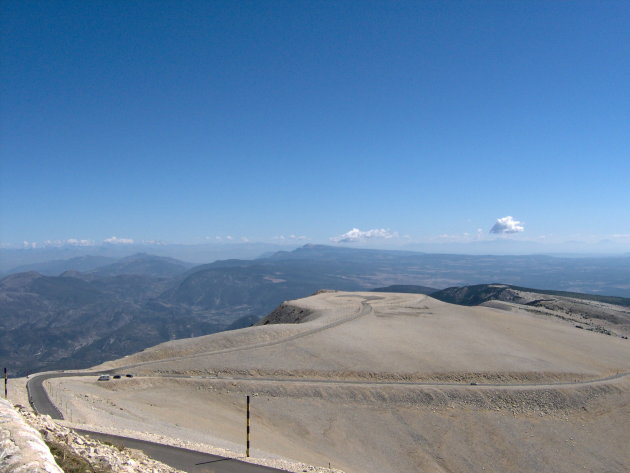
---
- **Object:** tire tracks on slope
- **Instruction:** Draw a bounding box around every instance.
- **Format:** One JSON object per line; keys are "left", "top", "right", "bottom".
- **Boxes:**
{"left": 118, "top": 299, "right": 375, "bottom": 371}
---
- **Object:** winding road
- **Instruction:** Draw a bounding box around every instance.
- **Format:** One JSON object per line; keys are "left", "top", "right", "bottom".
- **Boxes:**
{"left": 27, "top": 373, "right": 287, "bottom": 473}
{"left": 27, "top": 368, "right": 630, "bottom": 473}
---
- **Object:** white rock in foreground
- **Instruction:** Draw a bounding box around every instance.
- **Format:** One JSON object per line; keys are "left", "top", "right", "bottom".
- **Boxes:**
{"left": 0, "top": 398, "right": 63, "bottom": 473}
{"left": 18, "top": 406, "right": 185, "bottom": 473}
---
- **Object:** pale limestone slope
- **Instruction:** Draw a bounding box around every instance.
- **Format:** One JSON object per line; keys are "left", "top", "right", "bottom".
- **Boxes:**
{"left": 102, "top": 291, "right": 630, "bottom": 383}
{"left": 57, "top": 291, "right": 630, "bottom": 473}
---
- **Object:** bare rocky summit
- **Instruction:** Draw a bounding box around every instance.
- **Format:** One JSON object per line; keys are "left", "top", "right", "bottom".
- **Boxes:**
{"left": 54, "top": 291, "right": 629, "bottom": 473}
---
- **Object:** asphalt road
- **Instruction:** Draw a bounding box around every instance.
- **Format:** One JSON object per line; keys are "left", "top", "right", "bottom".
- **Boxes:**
{"left": 27, "top": 373, "right": 287, "bottom": 473}
{"left": 27, "top": 372, "right": 95, "bottom": 419}
{"left": 74, "top": 430, "right": 286, "bottom": 473}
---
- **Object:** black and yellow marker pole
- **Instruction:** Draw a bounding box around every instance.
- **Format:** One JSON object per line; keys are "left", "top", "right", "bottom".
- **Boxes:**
{"left": 246, "top": 395, "right": 251, "bottom": 457}
{"left": 4, "top": 368, "right": 7, "bottom": 399}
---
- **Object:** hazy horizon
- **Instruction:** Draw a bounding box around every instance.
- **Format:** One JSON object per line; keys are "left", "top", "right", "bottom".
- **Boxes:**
{"left": 2, "top": 239, "right": 629, "bottom": 275}
{"left": 1, "top": 2, "right": 628, "bottom": 254}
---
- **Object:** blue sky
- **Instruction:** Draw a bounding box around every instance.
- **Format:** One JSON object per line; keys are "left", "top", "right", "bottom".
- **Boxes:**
{"left": 1, "top": 1, "right": 629, "bottom": 252}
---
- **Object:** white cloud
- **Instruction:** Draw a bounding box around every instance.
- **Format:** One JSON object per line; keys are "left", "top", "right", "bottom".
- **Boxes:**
{"left": 140, "top": 239, "right": 164, "bottom": 245}
{"left": 104, "top": 236, "right": 134, "bottom": 245}
{"left": 274, "top": 234, "right": 308, "bottom": 241}
{"left": 22, "top": 239, "right": 97, "bottom": 248}
{"left": 433, "top": 233, "right": 472, "bottom": 242}
{"left": 66, "top": 238, "right": 95, "bottom": 246}
{"left": 426, "top": 229, "right": 488, "bottom": 243}
{"left": 330, "top": 228, "right": 399, "bottom": 243}
{"left": 490, "top": 216, "right": 525, "bottom": 234}
{"left": 211, "top": 235, "right": 252, "bottom": 243}
{"left": 12, "top": 237, "right": 158, "bottom": 248}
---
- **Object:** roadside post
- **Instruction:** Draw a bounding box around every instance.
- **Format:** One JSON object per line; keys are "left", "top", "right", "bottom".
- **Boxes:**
{"left": 4, "top": 368, "right": 7, "bottom": 398}
{"left": 246, "top": 395, "right": 250, "bottom": 457}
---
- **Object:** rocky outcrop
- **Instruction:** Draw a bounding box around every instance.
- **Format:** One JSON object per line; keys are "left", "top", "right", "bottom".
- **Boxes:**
{"left": 1, "top": 399, "right": 184, "bottom": 473}
{"left": 256, "top": 301, "right": 316, "bottom": 325}
{"left": 17, "top": 406, "right": 184, "bottom": 473}
{"left": 0, "top": 398, "right": 63, "bottom": 473}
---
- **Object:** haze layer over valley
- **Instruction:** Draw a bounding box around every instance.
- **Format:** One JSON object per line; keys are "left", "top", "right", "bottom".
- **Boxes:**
{"left": 2, "top": 245, "right": 630, "bottom": 377}
{"left": 48, "top": 290, "right": 630, "bottom": 473}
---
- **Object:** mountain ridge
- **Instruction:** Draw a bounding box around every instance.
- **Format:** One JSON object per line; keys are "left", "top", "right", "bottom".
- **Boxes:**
{"left": 3, "top": 245, "right": 630, "bottom": 376}
{"left": 431, "top": 283, "right": 630, "bottom": 338}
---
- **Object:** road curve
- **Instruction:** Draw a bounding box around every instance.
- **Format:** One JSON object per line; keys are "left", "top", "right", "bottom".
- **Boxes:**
{"left": 27, "top": 373, "right": 288, "bottom": 473}
{"left": 27, "top": 372, "right": 95, "bottom": 419}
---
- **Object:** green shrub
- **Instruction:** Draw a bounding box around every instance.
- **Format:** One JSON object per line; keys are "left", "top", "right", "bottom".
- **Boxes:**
{"left": 45, "top": 440, "right": 112, "bottom": 473}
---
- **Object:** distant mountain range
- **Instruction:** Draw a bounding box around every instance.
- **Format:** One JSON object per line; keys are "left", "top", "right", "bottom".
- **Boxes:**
{"left": 6, "top": 255, "right": 118, "bottom": 276}
{"left": 90, "top": 253, "right": 195, "bottom": 277}
{"left": 0, "top": 242, "right": 293, "bottom": 274}
{"left": 1, "top": 245, "right": 630, "bottom": 376}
